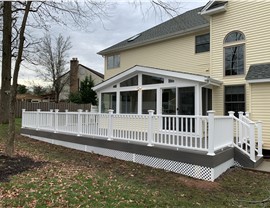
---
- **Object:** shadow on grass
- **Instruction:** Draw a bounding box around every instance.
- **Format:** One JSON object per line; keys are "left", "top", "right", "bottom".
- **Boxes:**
{"left": 0, "top": 154, "right": 46, "bottom": 182}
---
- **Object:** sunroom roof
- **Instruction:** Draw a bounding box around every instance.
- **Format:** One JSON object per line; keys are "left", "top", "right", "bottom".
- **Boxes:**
{"left": 93, "top": 65, "right": 222, "bottom": 91}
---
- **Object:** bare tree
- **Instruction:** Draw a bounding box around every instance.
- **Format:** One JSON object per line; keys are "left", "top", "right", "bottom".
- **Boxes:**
{"left": 36, "top": 33, "right": 71, "bottom": 103}
{"left": 7, "top": 1, "right": 32, "bottom": 156}
{"left": 0, "top": 1, "right": 12, "bottom": 124}
{"left": 1, "top": 1, "right": 182, "bottom": 156}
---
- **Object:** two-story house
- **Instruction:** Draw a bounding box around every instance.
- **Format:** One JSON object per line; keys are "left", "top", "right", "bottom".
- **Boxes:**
{"left": 93, "top": 0, "right": 270, "bottom": 153}
{"left": 59, "top": 58, "right": 104, "bottom": 101}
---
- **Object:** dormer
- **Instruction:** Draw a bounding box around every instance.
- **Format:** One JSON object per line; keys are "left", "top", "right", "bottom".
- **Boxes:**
{"left": 200, "top": 1, "right": 228, "bottom": 16}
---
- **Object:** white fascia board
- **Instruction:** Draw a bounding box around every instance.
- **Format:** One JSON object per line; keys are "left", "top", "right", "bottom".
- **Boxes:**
{"left": 136, "top": 66, "right": 207, "bottom": 83}
{"left": 247, "top": 79, "right": 270, "bottom": 84}
{"left": 200, "top": 6, "right": 227, "bottom": 16}
{"left": 200, "top": 0, "right": 215, "bottom": 14}
{"left": 93, "top": 67, "right": 137, "bottom": 91}
{"left": 93, "top": 65, "right": 217, "bottom": 91}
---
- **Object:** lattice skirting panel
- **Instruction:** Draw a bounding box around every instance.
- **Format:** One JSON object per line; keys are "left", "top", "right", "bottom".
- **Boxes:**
{"left": 24, "top": 135, "right": 233, "bottom": 182}
{"left": 234, "top": 160, "right": 243, "bottom": 168}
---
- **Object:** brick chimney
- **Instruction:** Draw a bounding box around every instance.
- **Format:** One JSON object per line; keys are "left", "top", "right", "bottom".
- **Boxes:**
{"left": 70, "top": 58, "right": 79, "bottom": 94}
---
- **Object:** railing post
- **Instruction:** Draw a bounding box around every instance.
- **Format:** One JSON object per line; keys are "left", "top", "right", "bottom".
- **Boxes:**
{"left": 107, "top": 109, "right": 114, "bottom": 141}
{"left": 22, "top": 109, "right": 26, "bottom": 128}
{"left": 54, "top": 109, "right": 59, "bottom": 133}
{"left": 249, "top": 121, "right": 256, "bottom": 162}
{"left": 245, "top": 112, "right": 250, "bottom": 118}
{"left": 36, "top": 109, "right": 41, "bottom": 130}
{"left": 77, "top": 109, "right": 83, "bottom": 136}
{"left": 257, "top": 121, "right": 263, "bottom": 157}
{"left": 228, "top": 111, "right": 235, "bottom": 117}
{"left": 238, "top": 111, "right": 244, "bottom": 144}
{"left": 50, "top": 109, "right": 53, "bottom": 129}
{"left": 207, "top": 110, "right": 215, "bottom": 156}
{"left": 65, "top": 109, "right": 68, "bottom": 127}
{"left": 147, "top": 110, "right": 155, "bottom": 147}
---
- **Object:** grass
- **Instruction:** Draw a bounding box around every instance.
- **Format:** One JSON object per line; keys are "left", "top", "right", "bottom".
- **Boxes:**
{"left": 0, "top": 119, "right": 270, "bottom": 207}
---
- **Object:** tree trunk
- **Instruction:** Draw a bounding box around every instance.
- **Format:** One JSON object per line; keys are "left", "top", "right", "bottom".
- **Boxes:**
{"left": 6, "top": 1, "right": 32, "bottom": 156}
{"left": 0, "top": 1, "right": 12, "bottom": 124}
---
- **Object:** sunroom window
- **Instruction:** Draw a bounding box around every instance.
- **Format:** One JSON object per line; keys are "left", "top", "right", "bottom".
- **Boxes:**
{"left": 120, "top": 91, "right": 138, "bottom": 114}
{"left": 101, "top": 92, "right": 116, "bottom": 113}
{"left": 224, "top": 31, "right": 245, "bottom": 76}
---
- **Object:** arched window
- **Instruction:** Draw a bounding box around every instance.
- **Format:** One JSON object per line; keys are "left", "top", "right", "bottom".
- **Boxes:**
{"left": 224, "top": 31, "right": 245, "bottom": 76}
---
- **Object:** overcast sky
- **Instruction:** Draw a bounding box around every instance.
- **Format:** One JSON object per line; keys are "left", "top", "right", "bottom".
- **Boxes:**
{"left": 18, "top": 0, "right": 208, "bottom": 87}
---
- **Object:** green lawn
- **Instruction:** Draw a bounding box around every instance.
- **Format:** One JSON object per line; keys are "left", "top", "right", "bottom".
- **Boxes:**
{"left": 0, "top": 120, "right": 270, "bottom": 207}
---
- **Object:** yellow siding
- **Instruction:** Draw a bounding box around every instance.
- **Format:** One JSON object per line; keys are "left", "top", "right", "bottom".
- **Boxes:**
{"left": 250, "top": 83, "right": 270, "bottom": 150}
{"left": 105, "top": 30, "right": 210, "bottom": 79}
{"left": 211, "top": 1, "right": 270, "bottom": 116}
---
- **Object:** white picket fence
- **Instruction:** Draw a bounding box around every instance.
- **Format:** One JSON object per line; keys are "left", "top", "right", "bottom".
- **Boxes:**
{"left": 21, "top": 109, "right": 263, "bottom": 161}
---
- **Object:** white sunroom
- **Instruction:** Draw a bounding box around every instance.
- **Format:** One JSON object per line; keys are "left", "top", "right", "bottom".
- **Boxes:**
{"left": 93, "top": 65, "right": 222, "bottom": 116}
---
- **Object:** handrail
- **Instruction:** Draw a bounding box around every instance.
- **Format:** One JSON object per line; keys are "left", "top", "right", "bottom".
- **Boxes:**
{"left": 21, "top": 109, "right": 263, "bottom": 160}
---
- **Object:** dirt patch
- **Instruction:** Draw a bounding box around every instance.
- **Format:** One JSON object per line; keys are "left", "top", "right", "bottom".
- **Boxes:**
{"left": 177, "top": 176, "right": 220, "bottom": 191}
{"left": 0, "top": 154, "right": 46, "bottom": 182}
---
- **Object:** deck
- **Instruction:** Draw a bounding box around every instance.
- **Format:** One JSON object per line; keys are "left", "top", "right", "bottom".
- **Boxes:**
{"left": 21, "top": 109, "right": 263, "bottom": 181}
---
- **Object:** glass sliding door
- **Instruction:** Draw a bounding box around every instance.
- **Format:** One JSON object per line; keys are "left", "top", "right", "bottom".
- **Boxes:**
{"left": 142, "top": 89, "right": 156, "bottom": 114}
{"left": 178, "top": 87, "right": 195, "bottom": 116}
{"left": 202, "top": 88, "right": 212, "bottom": 116}
{"left": 120, "top": 91, "right": 138, "bottom": 114}
{"left": 162, "top": 88, "right": 176, "bottom": 130}
{"left": 162, "top": 88, "right": 176, "bottom": 115}
{"left": 178, "top": 87, "right": 195, "bottom": 132}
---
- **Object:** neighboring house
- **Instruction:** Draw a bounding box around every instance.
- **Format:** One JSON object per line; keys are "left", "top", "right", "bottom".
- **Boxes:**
{"left": 16, "top": 94, "right": 42, "bottom": 103}
{"left": 59, "top": 58, "right": 104, "bottom": 101}
{"left": 93, "top": 1, "right": 270, "bottom": 151}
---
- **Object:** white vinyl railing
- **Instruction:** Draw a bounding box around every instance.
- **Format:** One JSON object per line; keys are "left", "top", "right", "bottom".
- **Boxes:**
{"left": 21, "top": 109, "right": 263, "bottom": 159}
{"left": 228, "top": 111, "right": 263, "bottom": 162}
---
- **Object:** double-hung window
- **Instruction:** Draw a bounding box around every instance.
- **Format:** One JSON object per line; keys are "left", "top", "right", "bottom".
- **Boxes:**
{"left": 224, "top": 85, "right": 245, "bottom": 117}
{"left": 195, "top": 33, "right": 210, "bottom": 53}
{"left": 107, "top": 54, "right": 120, "bottom": 69}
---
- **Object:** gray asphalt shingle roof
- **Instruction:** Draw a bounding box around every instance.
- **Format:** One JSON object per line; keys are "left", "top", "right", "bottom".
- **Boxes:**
{"left": 246, "top": 63, "right": 270, "bottom": 80}
{"left": 98, "top": 6, "right": 209, "bottom": 55}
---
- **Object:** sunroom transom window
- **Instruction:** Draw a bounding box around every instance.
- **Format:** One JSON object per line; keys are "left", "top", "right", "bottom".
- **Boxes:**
{"left": 224, "top": 31, "right": 245, "bottom": 76}
{"left": 120, "top": 75, "right": 138, "bottom": 87}
{"left": 142, "top": 74, "right": 164, "bottom": 85}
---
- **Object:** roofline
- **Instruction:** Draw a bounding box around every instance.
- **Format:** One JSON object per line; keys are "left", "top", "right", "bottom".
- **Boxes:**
{"left": 79, "top": 64, "right": 104, "bottom": 79}
{"left": 207, "top": 77, "right": 223, "bottom": 86}
{"left": 58, "top": 64, "right": 104, "bottom": 80}
{"left": 199, "top": 1, "right": 228, "bottom": 16}
{"left": 200, "top": 0, "right": 214, "bottom": 13}
{"left": 246, "top": 79, "right": 270, "bottom": 84}
{"left": 93, "top": 65, "right": 221, "bottom": 91}
{"left": 98, "top": 24, "right": 210, "bottom": 55}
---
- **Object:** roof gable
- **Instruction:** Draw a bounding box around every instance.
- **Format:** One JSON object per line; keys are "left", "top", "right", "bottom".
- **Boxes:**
{"left": 98, "top": 6, "right": 209, "bottom": 55}
{"left": 93, "top": 65, "right": 221, "bottom": 91}
{"left": 200, "top": 1, "right": 228, "bottom": 16}
{"left": 79, "top": 64, "right": 104, "bottom": 79}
